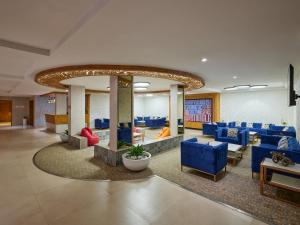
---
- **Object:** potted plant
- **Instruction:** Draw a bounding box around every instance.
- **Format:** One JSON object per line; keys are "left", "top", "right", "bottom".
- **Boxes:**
{"left": 59, "top": 129, "right": 69, "bottom": 143}
{"left": 122, "top": 145, "right": 151, "bottom": 171}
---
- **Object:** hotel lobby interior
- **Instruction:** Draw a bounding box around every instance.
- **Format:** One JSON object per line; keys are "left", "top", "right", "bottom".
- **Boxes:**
{"left": 0, "top": 1, "right": 300, "bottom": 225}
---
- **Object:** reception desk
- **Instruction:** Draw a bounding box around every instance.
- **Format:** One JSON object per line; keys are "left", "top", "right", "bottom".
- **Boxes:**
{"left": 45, "top": 114, "right": 68, "bottom": 133}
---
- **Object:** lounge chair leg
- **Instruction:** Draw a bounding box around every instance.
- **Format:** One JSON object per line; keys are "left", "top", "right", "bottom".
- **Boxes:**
{"left": 225, "top": 166, "right": 227, "bottom": 172}
{"left": 181, "top": 165, "right": 183, "bottom": 171}
{"left": 214, "top": 175, "right": 217, "bottom": 182}
{"left": 252, "top": 172, "right": 253, "bottom": 179}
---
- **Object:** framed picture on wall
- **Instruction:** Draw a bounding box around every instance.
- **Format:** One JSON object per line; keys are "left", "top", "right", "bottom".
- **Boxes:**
{"left": 184, "top": 98, "right": 212, "bottom": 123}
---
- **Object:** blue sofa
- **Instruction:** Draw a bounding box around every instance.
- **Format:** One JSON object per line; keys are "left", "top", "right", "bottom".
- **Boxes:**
{"left": 202, "top": 122, "right": 228, "bottom": 136}
{"left": 181, "top": 138, "right": 228, "bottom": 181}
{"left": 267, "top": 125, "right": 296, "bottom": 137}
{"left": 95, "top": 118, "right": 109, "bottom": 129}
{"left": 252, "top": 135, "right": 300, "bottom": 176}
{"left": 215, "top": 127, "right": 249, "bottom": 147}
{"left": 145, "top": 117, "right": 166, "bottom": 128}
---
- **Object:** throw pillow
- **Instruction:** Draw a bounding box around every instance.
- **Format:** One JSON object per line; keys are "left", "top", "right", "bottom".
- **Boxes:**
{"left": 263, "top": 124, "right": 270, "bottom": 129}
{"left": 227, "top": 128, "right": 238, "bottom": 138}
{"left": 283, "top": 126, "right": 289, "bottom": 131}
{"left": 247, "top": 123, "right": 253, "bottom": 128}
{"left": 277, "top": 136, "right": 289, "bottom": 150}
{"left": 236, "top": 121, "right": 241, "bottom": 127}
{"left": 123, "top": 123, "right": 129, "bottom": 128}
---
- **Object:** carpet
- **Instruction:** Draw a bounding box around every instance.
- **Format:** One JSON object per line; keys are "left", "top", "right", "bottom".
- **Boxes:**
{"left": 33, "top": 141, "right": 300, "bottom": 225}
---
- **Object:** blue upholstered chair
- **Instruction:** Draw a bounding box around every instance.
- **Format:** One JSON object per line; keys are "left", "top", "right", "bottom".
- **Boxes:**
{"left": 203, "top": 123, "right": 218, "bottom": 136}
{"left": 251, "top": 135, "right": 300, "bottom": 177}
{"left": 267, "top": 125, "right": 296, "bottom": 137}
{"left": 181, "top": 138, "right": 228, "bottom": 181}
{"left": 215, "top": 127, "right": 249, "bottom": 147}
{"left": 217, "top": 122, "right": 227, "bottom": 127}
{"left": 95, "top": 119, "right": 109, "bottom": 129}
{"left": 228, "top": 122, "right": 236, "bottom": 128}
{"left": 118, "top": 123, "right": 132, "bottom": 144}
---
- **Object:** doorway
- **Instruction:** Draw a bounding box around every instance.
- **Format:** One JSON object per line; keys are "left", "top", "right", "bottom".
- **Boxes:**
{"left": 0, "top": 100, "right": 12, "bottom": 126}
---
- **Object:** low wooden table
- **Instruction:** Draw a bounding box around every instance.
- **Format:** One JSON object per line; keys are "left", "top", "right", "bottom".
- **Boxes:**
{"left": 209, "top": 141, "right": 243, "bottom": 165}
{"left": 260, "top": 158, "right": 300, "bottom": 206}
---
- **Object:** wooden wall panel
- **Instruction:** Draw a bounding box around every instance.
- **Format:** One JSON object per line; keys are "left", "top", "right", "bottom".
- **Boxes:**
{"left": 185, "top": 93, "right": 220, "bottom": 129}
{"left": 0, "top": 100, "right": 12, "bottom": 122}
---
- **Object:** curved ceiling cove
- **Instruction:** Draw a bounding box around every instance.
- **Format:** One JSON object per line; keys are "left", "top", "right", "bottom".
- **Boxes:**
{"left": 35, "top": 65, "right": 205, "bottom": 91}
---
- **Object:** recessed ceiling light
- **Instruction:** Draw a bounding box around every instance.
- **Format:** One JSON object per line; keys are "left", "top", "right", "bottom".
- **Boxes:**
{"left": 250, "top": 85, "right": 268, "bottom": 89}
{"left": 65, "top": 89, "right": 68, "bottom": 92}
{"left": 107, "top": 86, "right": 110, "bottom": 90}
{"left": 224, "top": 87, "right": 238, "bottom": 91}
{"left": 236, "top": 85, "right": 250, "bottom": 89}
{"left": 146, "top": 94, "right": 153, "bottom": 97}
{"left": 134, "top": 87, "right": 148, "bottom": 91}
{"left": 133, "top": 82, "right": 150, "bottom": 88}
{"left": 233, "top": 75, "right": 238, "bottom": 79}
{"left": 201, "top": 58, "right": 207, "bottom": 62}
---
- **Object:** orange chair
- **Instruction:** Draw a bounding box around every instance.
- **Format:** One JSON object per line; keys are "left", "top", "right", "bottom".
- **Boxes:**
{"left": 157, "top": 127, "right": 170, "bottom": 138}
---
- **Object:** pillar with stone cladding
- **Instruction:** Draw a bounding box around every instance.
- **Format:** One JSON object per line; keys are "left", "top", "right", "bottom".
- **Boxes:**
{"left": 170, "top": 84, "right": 178, "bottom": 136}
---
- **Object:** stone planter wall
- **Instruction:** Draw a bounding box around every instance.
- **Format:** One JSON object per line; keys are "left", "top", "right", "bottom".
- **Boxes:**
{"left": 94, "top": 135, "right": 183, "bottom": 166}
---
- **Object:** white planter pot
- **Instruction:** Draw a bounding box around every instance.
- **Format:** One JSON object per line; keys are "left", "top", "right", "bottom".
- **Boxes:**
{"left": 60, "top": 134, "right": 69, "bottom": 143}
{"left": 122, "top": 152, "right": 151, "bottom": 171}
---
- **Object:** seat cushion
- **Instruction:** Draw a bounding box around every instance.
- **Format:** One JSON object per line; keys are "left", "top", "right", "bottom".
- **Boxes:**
{"left": 260, "top": 144, "right": 278, "bottom": 151}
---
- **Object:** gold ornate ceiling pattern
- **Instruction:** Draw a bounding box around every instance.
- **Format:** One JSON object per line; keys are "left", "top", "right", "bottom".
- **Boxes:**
{"left": 35, "top": 65, "right": 205, "bottom": 90}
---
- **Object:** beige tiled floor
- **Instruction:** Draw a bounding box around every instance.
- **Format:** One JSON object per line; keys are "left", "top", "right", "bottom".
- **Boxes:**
{"left": 0, "top": 127, "right": 266, "bottom": 225}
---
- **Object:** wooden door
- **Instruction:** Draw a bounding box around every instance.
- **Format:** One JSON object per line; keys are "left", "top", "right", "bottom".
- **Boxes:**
{"left": 85, "top": 94, "right": 90, "bottom": 127}
{"left": 29, "top": 100, "right": 34, "bottom": 126}
{"left": 0, "top": 100, "right": 12, "bottom": 124}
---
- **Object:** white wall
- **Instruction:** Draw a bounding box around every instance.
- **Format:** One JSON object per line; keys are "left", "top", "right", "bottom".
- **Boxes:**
{"left": 220, "top": 89, "right": 296, "bottom": 126}
{"left": 90, "top": 93, "right": 109, "bottom": 128}
{"left": 134, "top": 95, "right": 169, "bottom": 118}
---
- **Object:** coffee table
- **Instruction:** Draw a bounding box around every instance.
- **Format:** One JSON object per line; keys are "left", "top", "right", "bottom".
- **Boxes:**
{"left": 260, "top": 158, "right": 300, "bottom": 206}
{"left": 209, "top": 141, "right": 243, "bottom": 165}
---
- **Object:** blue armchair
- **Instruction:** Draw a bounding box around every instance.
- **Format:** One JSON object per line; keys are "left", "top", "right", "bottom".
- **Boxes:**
{"left": 95, "top": 118, "right": 109, "bottom": 129}
{"left": 228, "top": 122, "right": 236, "bottom": 128}
{"left": 203, "top": 123, "right": 218, "bottom": 136}
{"left": 215, "top": 127, "right": 249, "bottom": 147}
{"left": 267, "top": 125, "right": 296, "bottom": 137}
{"left": 251, "top": 135, "right": 300, "bottom": 177}
{"left": 118, "top": 122, "right": 132, "bottom": 144}
{"left": 181, "top": 138, "right": 228, "bottom": 181}
{"left": 217, "top": 122, "right": 227, "bottom": 127}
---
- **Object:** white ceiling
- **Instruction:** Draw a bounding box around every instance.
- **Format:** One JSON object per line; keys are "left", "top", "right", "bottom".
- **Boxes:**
{"left": 0, "top": 0, "right": 299, "bottom": 96}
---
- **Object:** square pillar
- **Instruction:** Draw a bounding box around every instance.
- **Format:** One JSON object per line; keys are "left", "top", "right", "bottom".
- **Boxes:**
{"left": 170, "top": 85, "right": 178, "bottom": 136}
{"left": 68, "top": 85, "right": 85, "bottom": 136}
{"left": 109, "top": 75, "right": 133, "bottom": 151}
{"left": 109, "top": 76, "right": 118, "bottom": 151}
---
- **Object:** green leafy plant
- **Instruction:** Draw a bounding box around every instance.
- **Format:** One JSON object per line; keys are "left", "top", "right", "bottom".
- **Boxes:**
{"left": 117, "top": 140, "right": 127, "bottom": 149}
{"left": 64, "top": 129, "right": 68, "bottom": 135}
{"left": 127, "top": 145, "right": 145, "bottom": 158}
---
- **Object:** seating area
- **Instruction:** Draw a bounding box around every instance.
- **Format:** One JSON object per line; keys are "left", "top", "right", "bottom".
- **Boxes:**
{"left": 134, "top": 116, "right": 166, "bottom": 128}
{"left": 2, "top": 1, "right": 300, "bottom": 225}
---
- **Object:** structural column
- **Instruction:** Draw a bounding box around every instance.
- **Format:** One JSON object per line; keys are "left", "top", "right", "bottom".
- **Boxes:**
{"left": 170, "top": 84, "right": 178, "bottom": 136}
{"left": 68, "top": 85, "right": 85, "bottom": 135}
{"left": 109, "top": 76, "right": 118, "bottom": 151}
{"left": 109, "top": 75, "right": 133, "bottom": 151}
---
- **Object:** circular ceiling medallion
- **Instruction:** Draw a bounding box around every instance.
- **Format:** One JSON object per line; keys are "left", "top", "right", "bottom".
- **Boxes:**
{"left": 35, "top": 65, "right": 205, "bottom": 90}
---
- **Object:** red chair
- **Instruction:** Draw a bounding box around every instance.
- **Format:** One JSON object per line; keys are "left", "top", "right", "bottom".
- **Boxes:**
{"left": 80, "top": 127, "right": 99, "bottom": 146}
